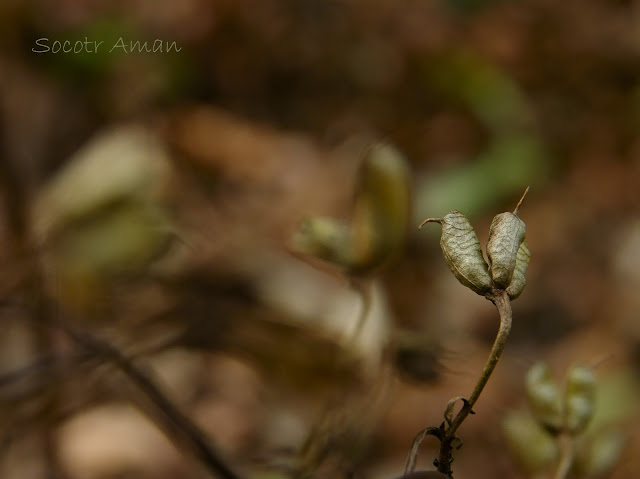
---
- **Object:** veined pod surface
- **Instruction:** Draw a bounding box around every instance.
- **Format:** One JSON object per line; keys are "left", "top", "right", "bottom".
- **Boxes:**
{"left": 487, "top": 211, "right": 526, "bottom": 288}
{"left": 564, "top": 365, "right": 596, "bottom": 434}
{"left": 422, "top": 211, "right": 492, "bottom": 295}
{"left": 525, "top": 361, "right": 562, "bottom": 433}
{"left": 487, "top": 188, "right": 529, "bottom": 288}
{"left": 506, "top": 241, "right": 531, "bottom": 299}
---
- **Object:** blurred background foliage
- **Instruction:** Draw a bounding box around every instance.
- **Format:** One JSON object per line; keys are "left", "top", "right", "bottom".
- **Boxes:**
{"left": 1, "top": 0, "right": 640, "bottom": 478}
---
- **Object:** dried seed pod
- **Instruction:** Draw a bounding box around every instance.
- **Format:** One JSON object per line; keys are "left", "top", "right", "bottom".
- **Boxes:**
{"left": 486, "top": 189, "right": 528, "bottom": 288}
{"left": 564, "top": 365, "right": 596, "bottom": 434}
{"left": 506, "top": 241, "right": 531, "bottom": 299}
{"left": 525, "top": 361, "right": 562, "bottom": 434}
{"left": 421, "top": 211, "right": 492, "bottom": 295}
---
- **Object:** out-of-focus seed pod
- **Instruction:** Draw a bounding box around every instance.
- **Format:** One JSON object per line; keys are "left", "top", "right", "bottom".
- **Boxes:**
{"left": 291, "top": 143, "right": 410, "bottom": 276}
{"left": 486, "top": 188, "right": 528, "bottom": 288}
{"left": 32, "top": 125, "right": 174, "bottom": 312}
{"left": 421, "top": 211, "right": 492, "bottom": 295}
{"left": 564, "top": 365, "right": 596, "bottom": 434}
{"left": 506, "top": 241, "right": 530, "bottom": 299}
{"left": 33, "top": 126, "right": 171, "bottom": 238}
{"left": 290, "top": 216, "right": 351, "bottom": 267}
{"left": 502, "top": 409, "right": 560, "bottom": 474}
{"left": 348, "top": 143, "right": 411, "bottom": 274}
{"left": 574, "top": 430, "right": 626, "bottom": 478}
{"left": 525, "top": 362, "right": 562, "bottom": 433}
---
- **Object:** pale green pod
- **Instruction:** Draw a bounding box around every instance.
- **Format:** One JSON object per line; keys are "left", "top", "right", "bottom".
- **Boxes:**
{"left": 291, "top": 143, "right": 410, "bottom": 276}
{"left": 32, "top": 125, "right": 174, "bottom": 312}
{"left": 33, "top": 125, "right": 171, "bottom": 238}
{"left": 564, "top": 365, "right": 596, "bottom": 434}
{"left": 290, "top": 216, "right": 351, "bottom": 266}
{"left": 506, "top": 241, "right": 531, "bottom": 299}
{"left": 423, "top": 211, "right": 492, "bottom": 295}
{"left": 349, "top": 143, "right": 411, "bottom": 274}
{"left": 487, "top": 211, "right": 526, "bottom": 288}
{"left": 574, "top": 430, "right": 626, "bottom": 478}
{"left": 502, "top": 409, "right": 560, "bottom": 474}
{"left": 525, "top": 362, "right": 562, "bottom": 433}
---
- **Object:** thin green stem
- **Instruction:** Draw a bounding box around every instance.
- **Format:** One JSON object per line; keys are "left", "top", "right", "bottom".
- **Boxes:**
{"left": 405, "top": 291, "right": 513, "bottom": 478}
{"left": 447, "top": 290, "right": 511, "bottom": 435}
{"left": 434, "top": 289, "right": 512, "bottom": 477}
{"left": 468, "top": 290, "right": 512, "bottom": 408}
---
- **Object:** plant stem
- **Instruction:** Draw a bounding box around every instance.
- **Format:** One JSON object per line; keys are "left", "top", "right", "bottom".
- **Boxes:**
{"left": 296, "top": 278, "right": 376, "bottom": 478}
{"left": 56, "top": 322, "right": 242, "bottom": 479}
{"left": 434, "top": 289, "right": 512, "bottom": 477}
{"left": 553, "top": 434, "right": 574, "bottom": 479}
{"left": 349, "top": 278, "right": 373, "bottom": 342}
{"left": 467, "top": 290, "right": 512, "bottom": 410}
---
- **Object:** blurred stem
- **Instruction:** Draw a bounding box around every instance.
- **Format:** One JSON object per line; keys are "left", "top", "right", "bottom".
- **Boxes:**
{"left": 0, "top": 123, "right": 239, "bottom": 479}
{"left": 349, "top": 278, "right": 373, "bottom": 342}
{"left": 553, "top": 434, "right": 574, "bottom": 479}
{"left": 0, "top": 115, "right": 66, "bottom": 479}
{"left": 296, "top": 277, "right": 376, "bottom": 478}
{"left": 52, "top": 320, "right": 242, "bottom": 479}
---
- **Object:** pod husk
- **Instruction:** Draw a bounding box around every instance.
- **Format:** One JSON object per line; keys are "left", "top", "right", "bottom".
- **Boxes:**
{"left": 487, "top": 212, "right": 526, "bottom": 288}
{"left": 507, "top": 241, "right": 531, "bottom": 299}
{"left": 439, "top": 211, "right": 492, "bottom": 295}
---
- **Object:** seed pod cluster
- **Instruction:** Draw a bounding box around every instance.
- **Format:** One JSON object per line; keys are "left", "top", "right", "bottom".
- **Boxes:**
{"left": 507, "top": 363, "right": 621, "bottom": 479}
{"left": 524, "top": 362, "right": 597, "bottom": 437}
{"left": 291, "top": 143, "right": 410, "bottom": 276}
{"left": 420, "top": 188, "right": 530, "bottom": 298}
{"left": 349, "top": 143, "right": 411, "bottom": 274}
